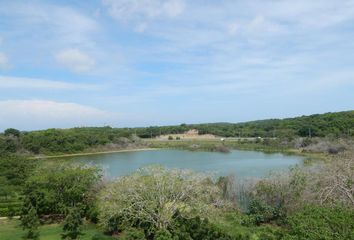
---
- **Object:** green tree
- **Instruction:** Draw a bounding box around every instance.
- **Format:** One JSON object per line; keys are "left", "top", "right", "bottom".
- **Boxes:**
{"left": 23, "top": 164, "right": 100, "bottom": 217}
{"left": 286, "top": 205, "right": 354, "bottom": 240}
{"left": 4, "top": 128, "right": 21, "bottom": 137}
{"left": 20, "top": 203, "right": 40, "bottom": 240}
{"left": 61, "top": 207, "right": 83, "bottom": 240}
{"left": 98, "top": 166, "right": 225, "bottom": 236}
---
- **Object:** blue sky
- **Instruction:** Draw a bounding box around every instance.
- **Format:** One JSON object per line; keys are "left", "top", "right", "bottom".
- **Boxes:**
{"left": 0, "top": 0, "right": 353, "bottom": 131}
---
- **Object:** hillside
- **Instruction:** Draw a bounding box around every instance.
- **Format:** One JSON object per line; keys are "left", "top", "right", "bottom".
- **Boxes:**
{"left": 0, "top": 110, "right": 353, "bottom": 155}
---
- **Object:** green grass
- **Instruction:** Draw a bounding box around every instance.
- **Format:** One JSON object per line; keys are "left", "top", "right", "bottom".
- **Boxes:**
{"left": 0, "top": 219, "right": 103, "bottom": 240}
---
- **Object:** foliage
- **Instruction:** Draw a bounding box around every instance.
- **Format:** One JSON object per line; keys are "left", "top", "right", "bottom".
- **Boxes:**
{"left": 248, "top": 199, "right": 283, "bottom": 225}
{"left": 154, "top": 229, "right": 173, "bottom": 240}
{"left": 61, "top": 207, "right": 84, "bottom": 240}
{"left": 22, "top": 163, "right": 101, "bottom": 217}
{"left": 285, "top": 205, "right": 354, "bottom": 240}
{"left": 1, "top": 111, "right": 352, "bottom": 155}
{"left": 248, "top": 167, "right": 308, "bottom": 222}
{"left": 309, "top": 152, "right": 354, "bottom": 207}
{"left": 192, "top": 111, "right": 354, "bottom": 138}
{"left": 169, "top": 212, "right": 238, "bottom": 240}
{"left": 120, "top": 228, "right": 145, "bottom": 240}
{"left": 4, "top": 128, "right": 21, "bottom": 137}
{"left": 0, "top": 154, "right": 36, "bottom": 187}
{"left": 20, "top": 203, "right": 40, "bottom": 240}
{"left": 20, "top": 127, "right": 135, "bottom": 154}
{"left": 97, "top": 166, "right": 225, "bottom": 237}
{"left": 0, "top": 154, "right": 37, "bottom": 216}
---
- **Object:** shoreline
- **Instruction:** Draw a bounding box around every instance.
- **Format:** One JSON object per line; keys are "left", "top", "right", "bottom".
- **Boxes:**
{"left": 31, "top": 148, "right": 159, "bottom": 159}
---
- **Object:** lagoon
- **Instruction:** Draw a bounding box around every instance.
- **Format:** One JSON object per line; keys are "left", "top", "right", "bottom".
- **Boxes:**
{"left": 70, "top": 149, "right": 303, "bottom": 179}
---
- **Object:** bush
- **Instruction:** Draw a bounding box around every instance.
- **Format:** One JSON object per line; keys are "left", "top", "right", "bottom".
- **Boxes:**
{"left": 98, "top": 166, "right": 225, "bottom": 237}
{"left": 155, "top": 229, "right": 173, "bottom": 240}
{"left": 286, "top": 205, "right": 354, "bottom": 240}
{"left": 168, "top": 136, "right": 174, "bottom": 140}
{"left": 248, "top": 199, "right": 283, "bottom": 225}
{"left": 248, "top": 167, "right": 308, "bottom": 220}
{"left": 171, "top": 213, "right": 237, "bottom": 240}
{"left": 120, "top": 228, "right": 145, "bottom": 240}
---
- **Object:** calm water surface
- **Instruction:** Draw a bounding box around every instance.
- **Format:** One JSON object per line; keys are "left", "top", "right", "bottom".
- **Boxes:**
{"left": 70, "top": 149, "right": 303, "bottom": 179}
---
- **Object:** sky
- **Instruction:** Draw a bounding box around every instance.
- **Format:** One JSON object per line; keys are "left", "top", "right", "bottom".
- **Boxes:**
{"left": 0, "top": 0, "right": 353, "bottom": 131}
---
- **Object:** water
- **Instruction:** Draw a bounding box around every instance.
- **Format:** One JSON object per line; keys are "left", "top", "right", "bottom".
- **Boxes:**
{"left": 70, "top": 149, "right": 303, "bottom": 179}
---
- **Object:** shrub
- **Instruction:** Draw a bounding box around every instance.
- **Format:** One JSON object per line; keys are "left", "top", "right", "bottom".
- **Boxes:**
{"left": 61, "top": 207, "right": 83, "bottom": 240}
{"left": 286, "top": 205, "right": 354, "bottom": 240}
{"left": 154, "top": 229, "right": 173, "bottom": 240}
{"left": 98, "top": 166, "right": 225, "bottom": 237}
{"left": 120, "top": 228, "right": 145, "bottom": 240}
{"left": 22, "top": 163, "right": 101, "bottom": 217}
{"left": 248, "top": 167, "right": 308, "bottom": 220}
{"left": 248, "top": 199, "right": 283, "bottom": 225}
{"left": 171, "top": 212, "right": 236, "bottom": 240}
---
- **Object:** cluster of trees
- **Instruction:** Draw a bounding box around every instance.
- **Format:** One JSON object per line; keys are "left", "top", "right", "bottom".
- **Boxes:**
{"left": 0, "top": 154, "right": 37, "bottom": 216}
{"left": 20, "top": 163, "right": 101, "bottom": 240}
{"left": 123, "top": 110, "right": 354, "bottom": 139}
{"left": 1, "top": 153, "right": 351, "bottom": 240}
{"left": 193, "top": 110, "right": 354, "bottom": 138}
{"left": 0, "top": 111, "right": 353, "bottom": 155}
{"left": 0, "top": 127, "right": 138, "bottom": 155}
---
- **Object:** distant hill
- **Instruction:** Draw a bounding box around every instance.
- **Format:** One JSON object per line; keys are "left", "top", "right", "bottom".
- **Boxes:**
{"left": 190, "top": 110, "right": 354, "bottom": 138}
{"left": 0, "top": 110, "right": 353, "bottom": 155}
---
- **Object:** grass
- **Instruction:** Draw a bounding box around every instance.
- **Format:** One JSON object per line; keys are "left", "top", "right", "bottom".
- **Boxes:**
{"left": 0, "top": 219, "right": 102, "bottom": 240}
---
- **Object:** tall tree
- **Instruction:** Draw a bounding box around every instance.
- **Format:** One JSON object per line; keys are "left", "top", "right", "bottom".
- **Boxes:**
{"left": 20, "top": 203, "right": 40, "bottom": 240}
{"left": 61, "top": 207, "right": 83, "bottom": 240}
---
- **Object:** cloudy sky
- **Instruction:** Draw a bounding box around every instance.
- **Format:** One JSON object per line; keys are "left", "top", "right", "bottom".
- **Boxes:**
{"left": 0, "top": 0, "right": 353, "bottom": 130}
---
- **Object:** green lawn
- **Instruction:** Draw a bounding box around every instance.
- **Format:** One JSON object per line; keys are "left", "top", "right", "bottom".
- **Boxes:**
{"left": 0, "top": 219, "right": 102, "bottom": 240}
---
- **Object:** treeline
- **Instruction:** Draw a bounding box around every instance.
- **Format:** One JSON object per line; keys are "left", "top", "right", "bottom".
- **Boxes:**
{"left": 1, "top": 110, "right": 353, "bottom": 155}
{"left": 194, "top": 110, "right": 354, "bottom": 138}
{"left": 133, "top": 111, "right": 354, "bottom": 138}
{"left": 0, "top": 127, "right": 135, "bottom": 155}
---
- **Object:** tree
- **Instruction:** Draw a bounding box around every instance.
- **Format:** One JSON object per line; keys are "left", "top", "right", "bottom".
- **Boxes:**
{"left": 98, "top": 166, "right": 225, "bottom": 236}
{"left": 23, "top": 164, "right": 101, "bottom": 217}
{"left": 61, "top": 207, "right": 83, "bottom": 240}
{"left": 20, "top": 203, "right": 40, "bottom": 240}
{"left": 286, "top": 205, "right": 354, "bottom": 240}
{"left": 4, "top": 128, "right": 20, "bottom": 137}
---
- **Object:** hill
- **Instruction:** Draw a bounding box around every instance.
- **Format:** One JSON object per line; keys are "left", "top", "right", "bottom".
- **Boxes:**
{"left": 0, "top": 110, "right": 353, "bottom": 155}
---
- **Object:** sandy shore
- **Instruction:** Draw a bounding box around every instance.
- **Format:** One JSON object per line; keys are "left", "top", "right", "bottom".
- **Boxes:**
{"left": 31, "top": 148, "right": 159, "bottom": 159}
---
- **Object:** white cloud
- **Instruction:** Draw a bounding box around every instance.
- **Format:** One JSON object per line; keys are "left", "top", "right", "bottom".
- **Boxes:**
{"left": 55, "top": 49, "right": 95, "bottom": 73}
{"left": 0, "top": 52, "right": 10, "bottom": 70}
{"left": 0, "top": 100, "right": 118, "bottom": 131}
{"left": 0, "top": 75, "right": 98, "bottom": 90}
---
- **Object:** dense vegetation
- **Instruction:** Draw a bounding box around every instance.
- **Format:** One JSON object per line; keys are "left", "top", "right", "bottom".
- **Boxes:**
{"left": 193, "top": 110, "right": 354, "bottom": 138}
{"left": 0, "top": 110, "right": 353, "bottom": 239}
{"left": 0, "top": 151, "right": 353, "bottom": 240}
{"left": 0, "top": 110, "right": 353, "bottom": 156}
